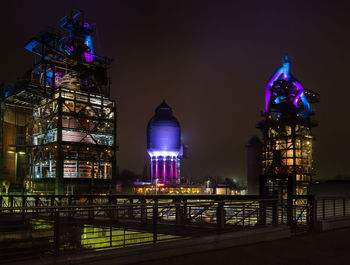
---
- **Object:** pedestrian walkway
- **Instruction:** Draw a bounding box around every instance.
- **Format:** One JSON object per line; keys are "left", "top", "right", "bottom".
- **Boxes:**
{"left": 136, "top": 227, "right": 350, "bottom": 265}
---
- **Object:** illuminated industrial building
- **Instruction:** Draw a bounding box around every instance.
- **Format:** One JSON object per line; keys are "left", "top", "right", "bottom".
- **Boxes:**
{"left": 258, "top": 55, "right": 319, "bottom": 199}
{"left": 0, "top": 10, "right": 117, "bottom": 194}
{"left": 147, "top": 101, "right": 183, "bottom": 185}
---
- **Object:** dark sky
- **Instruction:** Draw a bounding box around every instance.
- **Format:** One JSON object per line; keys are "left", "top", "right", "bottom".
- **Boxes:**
{"left": 0, "top": 0, "right": 349, "bottom": 184}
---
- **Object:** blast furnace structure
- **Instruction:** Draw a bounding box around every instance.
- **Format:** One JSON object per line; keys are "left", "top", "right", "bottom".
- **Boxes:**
{"left": 258, "top": 56, "right": 319, "bottom": 203}
{"left": 0, "top": 9, "right": 117, "bottom": 194}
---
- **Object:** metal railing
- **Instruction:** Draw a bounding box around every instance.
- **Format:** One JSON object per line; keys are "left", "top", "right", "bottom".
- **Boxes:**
{"left": 0, "top": 211, "right": 180, "bottom": 264}
{"left": 0, "top": 195, "right": 279, "bottom": 229}
{"left": 0, "top": 195, "right": 279, "bottom": 263}
{"left": 316, "top": 197, "right": 350, "bottom": 220}
{"left": 5, "top": 194, "right": 350, "bottom": 262}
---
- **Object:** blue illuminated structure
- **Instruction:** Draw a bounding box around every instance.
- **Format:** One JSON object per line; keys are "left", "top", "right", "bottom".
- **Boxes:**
{"left": 259, "top": 55, "right": 319, "bottom": 204}
{"left": 265, "top": 55, "right": 311, "bottom": 118}
{"left": 147, "top": 101, "right": 182, "bottom": 184}
{"left": 24, "top": 9, "right": 108, "bottom": 66}
{"left": 1, "top": 9, "right": 117, "bottom": 195}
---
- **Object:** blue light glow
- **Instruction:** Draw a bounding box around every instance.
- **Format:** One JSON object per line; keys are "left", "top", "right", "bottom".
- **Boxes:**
{"left": 84, "top": 35, "right": 94, "bottom": 62}
{"left": 265, "top": 56, "right": 311, "bottom": 117}
{"left": 147, "top": 101, "right": 181, "bottom": 184}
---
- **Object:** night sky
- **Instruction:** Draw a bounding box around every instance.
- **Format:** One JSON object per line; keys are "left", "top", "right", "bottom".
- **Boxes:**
{"left": 0, "top": 0, "right": 349, "bottom": 184}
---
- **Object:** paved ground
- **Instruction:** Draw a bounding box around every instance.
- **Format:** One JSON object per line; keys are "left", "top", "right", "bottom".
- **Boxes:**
{"left": 135, "top": 228, "right": 350, "bottom": 265}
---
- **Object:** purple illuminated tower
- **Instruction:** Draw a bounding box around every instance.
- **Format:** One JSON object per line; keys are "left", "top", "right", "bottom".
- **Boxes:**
{"left": 147, "top": 101, "right": 182, "bottom": 184}
{"left": 259, "top": 55, "right": 319, "bottom": 201}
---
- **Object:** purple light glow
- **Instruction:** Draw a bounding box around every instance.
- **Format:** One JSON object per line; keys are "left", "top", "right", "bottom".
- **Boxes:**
{"left": 155, "top": 160, "right": 159, "bottom": 178}
{"left": 174, "top": 160, "right": 178, "bottom": 179}
{"left": 170, "top": 160, "right": 173, "bottom": 179}
{"left": 265, "top": 67, "right": 283, "bottom": 112}
{"left": 150, "top": 156, "right": 179, "bottom": 184}
{"left": 148, "top": 150, "right": 179, "bottom": 157}
{"left": 265, "top": 56, "right": 311, "bottom": 116}
{"left": 84, "top": 35, "right": 94, "bottom": 63}
{"left": 147, "top": 101, "right": 181, "bottom": 184}
{"left": 84, "top": 53, "right": 94, "bottom": 63}
{"left": 163, "top": 160, "right": 166, "bottom": 183}
{"left": 292, "top": 81, "right": 304, "bottom": 106}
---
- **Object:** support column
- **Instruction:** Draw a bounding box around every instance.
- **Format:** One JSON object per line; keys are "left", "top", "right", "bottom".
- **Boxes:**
{"left": 49, "top": 155, "right": 53, "bottom": 178}
{"left": 55, "top": 93, "right": 64, "bottom": 195}
{"left": 163, "top": 157, "right": 166, "bottom": 183}
{"left": 175, "top": 199, "right": 183, "bottom": 226}
{"left": 76, "top": 159, "right": 79, "bottom": 178}
{"left": 170, "top": 158, "right": 174, "bottom": 184}
{"left": 287, "top": 174, "right": 295, "bottom": 227}
{"left": 39, "top": 161, "right": 42, "bottom": 179}
{"left": 111, "top": 102, "right": 117, "bottom": 193}
{"left": 174, "top": 159, "right": 178, "bottom": 182}
{"left": 216, "top": 201, "right": 225, "bottom": 231}
{"left": 104, "top": 163, "right": 107, "bottom": 179}
{"left": 155, "top": 158, "right": 159, "bottom": 180}
{"left": 150, "top": 157, "right": 154, "bottom": 183}
{"left": 140, "top": 198, "right": 147, "bottom": 225}
{"left": 90, "top": 162, "right": 94, "bottom": 194}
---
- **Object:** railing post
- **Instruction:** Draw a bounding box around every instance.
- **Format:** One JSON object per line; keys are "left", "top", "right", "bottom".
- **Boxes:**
{"left": 54, "top": 211, "right": 60, "bottom": 255}
{"left": 343, "top": 198, "right": 346, "bottom": 217}
{"left": 110, "top": 226, "right": 113, "bottom": 247}
{"left": 333, "top": 199, "right": 336, "bottom": 217}
{"left": 183, "top": 199, "right": 188, "bottom": 224}
{"left": 175, "top": 199, "right": 182, "bottom": 226}
{"left": 242, "top": 204, "right": 245, "bottom": 227}
{"left": 108, "top": 197, "right": 115, "bottom": 221}
{"left": 216, "top": 201, "right": 225, "bottom": 231}
{"left": 128, "top": 198, "right": 133, "bottom": 219}
{"left": 50, "top": 196, "right": 55, "bottom": 217}
{"left": 153, "top": 204, "right": 158, "bottom": 243}
{"left": 315, "top": 199, "right": 318, "bottom": 223}
{"left": 309, "top": 196, "right": 315, "bottom": 231}
{"left": 259, "top": 200, "right": 266, "bottom": 225}
{"left": 35, "top": 196, "right": 39, "bottom": 217}
{"left": 322, "top": 199, "right": 325, "bottom": 220}
{"left": 287, "top": 198, "right": 294, "bottom": 228}
{"left": 116, "top": 205, "right": 119, "bottom": 222}
{"left": 272, "top": 199, "right": 278, "bottom": 226}
{"left": 51, "top": 196, "right": 55, "bottom": 207}
{"left": 140, "top": 198, "right": 146, "bottom": 225}
{"left": 22, "top": 195, "right": 26, "bottom": 219}
{"left": 10, "top": 196, "right": 13, "bottom": 215}
{"left": 88, "top": 197, "right": 94, "bottom": 220}
{"left": 68, "top": 196, "right": 73, "bottom": 219}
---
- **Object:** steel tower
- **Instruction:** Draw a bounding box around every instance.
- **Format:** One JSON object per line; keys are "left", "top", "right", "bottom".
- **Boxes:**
{"left": 1, "top": 9, "right": 117, "bottom": 194}
{"left": 259, "top": 56, "right": 319, "bottom": 200}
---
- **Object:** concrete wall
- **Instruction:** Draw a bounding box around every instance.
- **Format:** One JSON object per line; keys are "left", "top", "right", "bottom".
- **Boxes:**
{"left": 317, "top": 216, "right": 350, "bottom": 231}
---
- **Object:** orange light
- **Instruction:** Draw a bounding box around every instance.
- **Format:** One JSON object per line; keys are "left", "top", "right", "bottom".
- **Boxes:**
{"left": 157, "top": 183, "right": 165, "bottom": 188}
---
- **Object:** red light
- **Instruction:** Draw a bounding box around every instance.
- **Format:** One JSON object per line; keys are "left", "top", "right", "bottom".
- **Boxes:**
{"left": 157, "top": 183, "right": 165, "bottom": 188}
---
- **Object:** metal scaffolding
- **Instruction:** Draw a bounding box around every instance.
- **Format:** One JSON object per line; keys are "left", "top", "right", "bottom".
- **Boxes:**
{"left": 258, "top": 56, "right": 319, "bottom": 224}
{"left": 1, "top": 9, "right": 117, "bottom": 194}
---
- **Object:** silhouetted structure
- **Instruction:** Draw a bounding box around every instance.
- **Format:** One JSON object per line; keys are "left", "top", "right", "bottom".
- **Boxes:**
{"left": 246, "top": 136, "right": 262, "bottom": 195}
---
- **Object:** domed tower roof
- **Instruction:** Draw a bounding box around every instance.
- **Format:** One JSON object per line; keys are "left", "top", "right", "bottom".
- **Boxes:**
{"left": 147, "top": 100, "right": 181, "bottom": 157}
